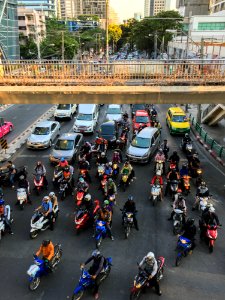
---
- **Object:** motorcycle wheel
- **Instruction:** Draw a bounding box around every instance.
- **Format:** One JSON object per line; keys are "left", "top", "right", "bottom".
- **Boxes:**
{"left": 60, "top": 193, "right": 65, "bottom": 201}
{"left": 209, "top": 245, "right": 214, "bottom": 253}
{"left": 130, "top": 290, "right": 141, "bottom": 300}
{"left": 19, "top": 203, "right": 24, "bottom": 210}
{"left": 30, "top": 230, "right": 38, "bottom": 239}
{"left": 125, "top": 225, "right": 130, "bottom": 239}
{"left": 123, "top": 182, "right": 126, "bottom": 192}
{"left": 151, "top": 196, "right": 156, "bottom": 206}
{"left": 72, "top": 291, "right": 84, "bottom": 300}
{"left": 96, "top": 237, "right": 102, "bottom": 249}
{"left": 175, "top": 255, "right": 182, "bottom": 267}
{"left": 173, "top": 226, "right": 179, "bottom": 235}
{"left": 29, "top": 277, "right": 40, "bottom": 291}
{"left": 184, "top": 188, "right": 189, "bottom": 196}
{"left": 36, "top": 188, "right": 40, "bottom": 196}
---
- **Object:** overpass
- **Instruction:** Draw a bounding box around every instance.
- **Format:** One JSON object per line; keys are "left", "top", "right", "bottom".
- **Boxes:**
{"left": 0, "top": 60, "right": 225, "bottom": 103}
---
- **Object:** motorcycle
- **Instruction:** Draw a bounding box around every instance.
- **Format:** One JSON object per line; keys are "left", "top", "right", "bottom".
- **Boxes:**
{"left": 52, "top": 167, "right": 63, "bottom": 188}
{"left": 75, "top": 201, "right": 100, "bottom": 234}
{"left": 27, "top": 244, "right": 62, "bottom": 291}
{"left": 168, "top": 161, "right": 177, "bottom": 172}
{"left": 169, "top": 180, "right": 179, "bottom": 200}
{"left": 71, "top": 257, "right": 112, "bottom": 300}
{"left": 204, "top": 224, "right": 220, "bottom": 253}
{"left": 0, "top": 205, "right": 12, "bottom": 240}
{"left": 121, "top": 209, "right": 134, "bottom": 239}
{"left": 33, "top": 173, "right": 44, "bottom": 196}
{"left": 181, "top": 175, "right": 191, "bottom": 195}
{"left": 155, "top": 160, "right": 164, "bottom": 175}
{"left": 173, "top": 208, "right": 184, "bottom": 235}
{"left": 130, "top": 256, "right": 165, "bottom": 300}
{"left": 100, "top": 175, "right": 108, "bottom": 193}
{"left": 119, "top": 129, "right": 128, "bottom": 151}
{"left": 97, "top": 164, "right": 105, "bottom": 181}
{"left": 75, "top": 189, "right": 85, "bottom": 207}
{"left": 59, "top": 179, "right": 70, "bottom": 201}
{"left": 181, "top": 140, "right": 193, "bottom": 155}
{"left": 120, "top": 172, "right": 130, "bottom": 192}
{"left": 30, "top": 205, "right": 59, "bottom": 239}
{"left": 112, "top": 163, "right": 119, "bottom": 179}
{"left": 175, "top": 236, "right": 193, "bottom": 266}
{"left": 79, "top": 169, "right": 90, "bottom": 182}
{"left": 16, "top": 188, "right": 28, "bottom": 210}
{"left": 197, "top": 196, "right": 213, "bottom": 212}
{"left": 94, "top": 220, "right": 108, "bottom": 249}
{"left": 196, "top": 168, "right": 203, "bottom": 186}
{"left": 150, "top": 184, "right": 161, "bottom": 206}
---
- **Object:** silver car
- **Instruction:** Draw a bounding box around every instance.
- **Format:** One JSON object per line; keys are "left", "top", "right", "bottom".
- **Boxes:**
{"left": 106, "top": 104, "right": 122, "bottom": 122}
{"left": 126, "top": 127, "right": 161, "bottom": 163}
{"left": 49, "top": 132, "right": 83, "bottom": 164}
{"left": 26, "top": 121, "right": 61, "bottom": 149}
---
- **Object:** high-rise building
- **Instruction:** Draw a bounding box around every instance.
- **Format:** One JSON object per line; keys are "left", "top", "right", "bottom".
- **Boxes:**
{"left": 0, "top": 0, "right": 19, "bottom": 59}
{"left": 109, "top": 6, "right": 119, "bottom": 24}
{"left": 18, "top": 0, "right": 57, "bottom": 17}
{"left": 144, "top": 0, "right": 166, "bottom": 17}
{"left": 176, "top": 0, "right": 209, "bottom": 17}
{"left": 134, "top": 12, "right": 142, "bottom": 21}
{"left": 209, "top": 0, "right": 225, "bottom": 14}
{"left": 82, "top": 0, "right": 106, "bottom": 19}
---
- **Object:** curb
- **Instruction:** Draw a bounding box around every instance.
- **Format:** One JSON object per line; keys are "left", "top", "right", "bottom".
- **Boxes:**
{"left": 191, "top": 126, "right": 225, "bottom": 167}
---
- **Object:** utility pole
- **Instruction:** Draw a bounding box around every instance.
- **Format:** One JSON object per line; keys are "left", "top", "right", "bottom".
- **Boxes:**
{"left": 62, "top": 31, "right": 65, "bottom": 61}
{"left": 106, "top": 0, "right": 109, "bottom": 63}
{"left": 154, "top": 32, "right": 157, "bottom": 59}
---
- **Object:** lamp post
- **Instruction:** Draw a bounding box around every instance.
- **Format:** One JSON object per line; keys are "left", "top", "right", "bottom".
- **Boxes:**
{"left": 105, "top": 0, "right": 109, "bottom": 63}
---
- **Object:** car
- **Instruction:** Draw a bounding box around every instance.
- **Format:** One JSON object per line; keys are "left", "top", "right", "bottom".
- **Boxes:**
{"left": 98, "top": 120, "right": 118, "bottom": 148}
{"left": 49, "top": 132, "right": 83, "bottom": 164}
{"left": 0, "top": 117, "right": 14, "bottom": 139}
{"left": 166, "top": 107, "right": 190, "bottom": 135}
{"left": 131, "top": 104, "right": 147, "bottom": 117}
{"left": 132, "top": 110, "right": 151, "bottom": 132}
{"left": 54, "top": 104, "right": 77, "bottom": 120}
{"left": 126, "top": 127, "right": 161, "bottom": 163}
{"left": 26, "top": 121, "right": 60, "bottom": 149}
{"left": 105, "top": 104, "right": 122, "bottom": 122}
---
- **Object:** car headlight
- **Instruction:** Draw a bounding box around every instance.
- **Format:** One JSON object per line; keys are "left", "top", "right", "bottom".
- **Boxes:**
{"left": 143, "top": 152, "right": 149, "bottom": 158}
{"left": 42, "top": 140, "right": 49, "bottom": 144}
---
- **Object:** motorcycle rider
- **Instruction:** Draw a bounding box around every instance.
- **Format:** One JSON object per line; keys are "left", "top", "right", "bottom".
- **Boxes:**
{"left": 118, "top": 112, "right": 130, "bottom": 129}
{"left": 139, "top": 252, "right": 162, "bottom": 296}
{"left": 57, "top": 157, "right": 69, "bottom": 170}
{"left": 181, "top": 218, "right": 197, "bottom": 251}
{"left": 34, "top": 161, "right": 48, "bottom": 189}
{"left": 80, "top": 141, "right": 92, "bottom": 161}
{"left": 192, "top": 181, "right": 210, "bottom": 211}
{"left": 0, "top": 199, "right": 13, "bottom": 234}
{"left": 104, "top": 162, "right": 113, "bottom": 177}
{"left": 165, "top": 168, "right": 180, "bottom": 196}
{"left": 122, "top": 195, "right": 139, "bottom": 230}
{"left": 168, "top": 194, "right": 187, "bottom": 222}
{"left": 114, "top": 140, "right": 123, "bottom": 162}
{"left": 35, "top": 196, "right": 54, "bottom": 231}
{"left": 182, "top": 133, "right": 192, "bottom": 152}
{"left": 119, "top": 161, "right": 135, "bottom": 185}
{"left": 76, "top": 177, "right": 89, "bottom": 193}
{"left": 16, "top": 175, "right": 32, "bottom": 204}
{"left": 6, "top": 161, "right": 17, "bottom": 189}
{"left": 112, "top": 150, "right": 121, "bottom": 164}
{"left": 160, "top": 139, "right": 169, "bottom": 160}
{"left": 99, "top": 203, "right": 114, "bottom": 240}
{"left": 179, "top": 163, "right": 191, "bottom": 192}
{"left": 82, "top": 194, "right": 93, "bottom": 214}
{"left": 95, "top": 136, "right": 108, "bottom": 153}
{"left": 104, "top": 178, "right": 117, "bottom": 197}
{"left": 188, "top": 153, "right": 201, "bottom": 177}
{"left": 36, "top": 239, "right": 54, "bottom": 272}
{"left": 49, "top": 192, "right": 58, "bottom": 222}
{"left": 154, "top": 149, "right": 166, "bottom": 174}
{"left": 78, "top": 157, "right": 92, "bottom": 183}
{"left": 200, "top": 206, "right": 221, "bottom": 239}
{"left": 96, "top": 152, "right": 108, "bottom": 165}
{"left": 81, "top": 250, "right": 108, "bottom": 300}
{"left": 151, "top": 171, "right": 163, "bottom": 201}
{"left": 168, "top": 151, "right": 180, "bottom": 171}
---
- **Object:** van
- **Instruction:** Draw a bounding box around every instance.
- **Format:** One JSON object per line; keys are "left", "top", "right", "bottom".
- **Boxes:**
{"left": 73, "top": 104, "right": 99, "bottom": 133}
{"left": 99, "top": 120, "right": 118, "bottom": 147}
{"left": 54, "top": 104, "right": 77, "bottom": 120}
{"left": 166, "top": 107, "right": 190, "bottom": 135}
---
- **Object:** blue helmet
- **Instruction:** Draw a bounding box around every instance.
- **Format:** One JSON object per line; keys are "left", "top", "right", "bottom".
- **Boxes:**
{"left": 79, "top": 177, "right": 84, "bottom": 183}
{"left": 128, "top": 195, "right": 133, "bottom": 201}
{"left": 60, "top": 157, "right": 65, "bottom": 162}
{"left": 0, "top": 199, "right": 5, "bottom": 206}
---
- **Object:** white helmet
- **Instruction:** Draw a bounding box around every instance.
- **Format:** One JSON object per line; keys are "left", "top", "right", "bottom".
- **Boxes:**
{"left": 84, "top": 194, "right": 91, "bottom": 201}
{"left": 49, "top": 192, "right": 55, "bottom": 198}
{"left": 209, "top": 206, "right": 215, "bottom": 213}
{"left": 108, "top": 162, "right": 112, "bottom": 166}
{"left": 146, "top": 252, "right": 155, "bottom": 262}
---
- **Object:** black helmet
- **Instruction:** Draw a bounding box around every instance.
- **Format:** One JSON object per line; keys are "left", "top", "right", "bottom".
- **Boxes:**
{"left": 178, "top": 195, "right": 183, "bottom": 201}
{"left": 172, "top": 168, "right": 176, "bottom": 172}
{"left": 128, "top": 195, "right": 133, "bottom": 201}
{"left": 42, "top": 240, "right": 50, "bottom": 247}
{"left": 187, "top": 218, "right": 195, "bottom": 226}
{"left": 92, "top": 249, "right": 100, "bottom": 257}
{"left": 173, "top": 151, "right": 177, "bottom": 155}
{"left": 64, "top": 166, "right": 70, "bottom": 172}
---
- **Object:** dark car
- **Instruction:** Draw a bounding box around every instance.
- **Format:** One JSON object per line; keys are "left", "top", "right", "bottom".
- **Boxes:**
{"left": 99, "top": 121, "right": 118, "bottom": 148}
{"left": 131, "top": 104, "right": 147, "bottom": 117}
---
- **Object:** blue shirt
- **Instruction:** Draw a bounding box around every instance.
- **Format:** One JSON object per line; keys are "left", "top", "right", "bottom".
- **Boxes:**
{"left": 42, "top": 201, "right": 53, "bottom": 212}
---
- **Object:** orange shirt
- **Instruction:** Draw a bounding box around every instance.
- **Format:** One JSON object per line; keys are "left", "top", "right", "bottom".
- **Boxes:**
{"left": 36, "top": 242, "right": 54, "bottom": 260}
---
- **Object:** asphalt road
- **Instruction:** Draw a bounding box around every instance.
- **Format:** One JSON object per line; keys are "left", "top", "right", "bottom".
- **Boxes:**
{"left": 0, "top": 104, "right": 224, "bottom": 300}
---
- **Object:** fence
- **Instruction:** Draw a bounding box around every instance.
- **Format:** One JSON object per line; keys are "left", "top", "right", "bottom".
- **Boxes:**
{"left": 0, "top": 59, "right": 225, "bottom": 86}
{"left": 190, "top": 114, "right": 225, "bottom": 160}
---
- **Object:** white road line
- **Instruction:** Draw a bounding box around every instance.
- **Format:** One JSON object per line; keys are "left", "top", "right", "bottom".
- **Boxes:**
{"left": 18, "top": 154, "right": 50, "bottom": 158}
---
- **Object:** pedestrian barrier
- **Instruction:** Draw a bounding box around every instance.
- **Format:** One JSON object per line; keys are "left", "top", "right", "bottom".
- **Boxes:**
{"left": 0, "top": 138, "right": 8, "bottom": 149}
{"left": 189, "top": 114, "right": 225, "bottom": 160}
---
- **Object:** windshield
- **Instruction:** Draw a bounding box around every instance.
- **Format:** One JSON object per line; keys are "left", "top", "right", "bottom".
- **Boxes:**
{"left": 133, "top": 104, "right": 145, "bottom": 111}
{"left": 172, "top": 115, "right": 187, "bottom": 122}
{"left": 57, "top": 104, "right": 70, "bottom": 110}
{"left": 135, "top": 116, "right": 149, "bottom": 123}
{"left": 77, "top": 114, "right": 93, "bottom": 121}
{"left": 131, "top": 136, "right": 150, "bottom": 148}
{"left": 107, "top": 107, "right": 121, "bottom": 114}
{"left": 33, "top": 127, "right": 49, "bottom": 135}
{"left": 101, "top": 125, "right": 114, "bottom": 135}
{"left": 54, "top": 139, "right": 74, "bottom": 150}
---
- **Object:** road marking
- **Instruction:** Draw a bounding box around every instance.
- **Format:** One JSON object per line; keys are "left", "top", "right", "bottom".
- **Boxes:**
{"left": 18, "top": 154, "right": 50, "bottom": 158}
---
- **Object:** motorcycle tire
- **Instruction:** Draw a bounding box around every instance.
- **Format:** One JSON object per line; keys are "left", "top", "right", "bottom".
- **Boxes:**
{"left": 125, "top": 225, "right": 130, "bottom": 239}
{"left": 30, "top": 230, "right": 38, "bottom": 239}
{"left": 175, "top": 255, "right": 182, "bottom": 267}
{"left": 19, "top": 203, "right": 24, "bottom": 210}
{"left": 130, "top": 290, "right": 141, "bottom": 300}
{"left": 29, "top": 277, "right": 40, "bottom": 291}
{"left": 60, "top": 193, "right": 65, "bottom": 201}
{"left": 72, "top": 290, "right": 84, "bottom": 300}
{"left": 123, "top": 182, "right": 126, "bottom": 192}
{"left": 96, "top": 237, "right": 102, "bottom": 249}
{"left": 209, "top": 245, "right": 214, "bottom": 253}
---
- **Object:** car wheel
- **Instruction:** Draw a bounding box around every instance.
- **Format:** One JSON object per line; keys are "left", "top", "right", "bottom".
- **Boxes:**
{"left": 69, "top": 114, "right": 73, "bottom": 120}
{"left": 9, "top": 126, "right": 13, "bottom": 132}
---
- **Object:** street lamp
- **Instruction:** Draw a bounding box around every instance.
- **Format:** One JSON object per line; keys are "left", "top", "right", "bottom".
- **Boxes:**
{"left": 105, "top": 0, "right": 109, "bottom": 63}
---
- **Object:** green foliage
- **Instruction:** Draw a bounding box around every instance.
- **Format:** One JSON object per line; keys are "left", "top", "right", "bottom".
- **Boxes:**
{"left": 108, "top": 24, "right": 122, "bottom": 43}
{"left": 118, "top": 18, "right": 138, "bottom": 50}
{"left": 78, "top": 15, "right": 100, "bottom": 21}
{"left": 78, "top": 28, "right": 105, "bottom": 51}
{"left": 19, "top": 36, "right": 38, "bottom": 59}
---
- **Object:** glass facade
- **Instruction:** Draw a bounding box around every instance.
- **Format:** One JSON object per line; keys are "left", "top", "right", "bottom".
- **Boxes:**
{"left": 0, "top": 0, "right": 20, "bottom": 59}
{"left": 18, "top": 0, "right": 57, "bottom": 16}
{"left": 198, "top": 22, "right": 225, "bottom": 31}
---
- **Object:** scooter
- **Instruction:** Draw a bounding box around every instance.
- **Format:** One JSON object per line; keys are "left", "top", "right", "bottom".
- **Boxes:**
{"left": 0, "top": 205, "right": 12, "bottom": 240}
{"left": 97, "top": 164, "right": 105, "bottom": 180}
{"left": 204, "top": 224, "right": 220, "bottom": 253}
{"left": 75, "top": 189, "right": 85, "bottom": 207}
{"left": 155, "top": 160, "right": 164, "bottom": 175}
{"left": 175, "top": 236, "right": 193, "bottom": 266}
{"left": 197, "top": 196, "right": 212, "bottom": 212}
{"left": 52, "top": 167, "right": 63, "bottom": 188}
{"left": 168, "top": 161, "right": 177, "bottom": 172}
{"left": 59, "top": 179, "right": 69, "bottom": 201}
{"left": 150, "top": 184, "right": 161, "bottom": 206}
{"left": 16, "top": 188, "right": 27, "bottom": 210}
{"left": 169, "top": 180, "right": 179, "bottom": 200}
{"left": 100, "top": 175, "right": 108, "bottom": 193}
{"left": 33, "top": 173, "right": 44, "bottom": 196}
{"left": 130, "top": 257, "right": 165, "bottom": 300}
{"left": 120, "top": 172, "right": 130, "bottom": 192}
{"left": 181, "top": 175, "right": 191, "bottom": 195}
{"left": 173, "top": 208, "right": 184, "bottom": 235}
{"left": 72, "top": 258, "right": 112, "bottom": 300}
{"left": 121, "top": 209, "right": 134, "bottom": 239}
{"left": 75, "top": 201, "right": 100, "bottom": 234}
{"left": 30, "top": 205, "right": 59, "bottom": 239}
{"left": 112, "top": 163, "right": 119, "bottom": 179}
{"left": 27, "top": 244, "right": 62, "bottom": 291}
{"left": 94, "top": 220, "right": 108, "bottom": 249}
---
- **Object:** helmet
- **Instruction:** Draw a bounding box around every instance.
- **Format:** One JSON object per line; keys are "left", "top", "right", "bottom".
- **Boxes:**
{"left": 172, "top": 168, "right": 176, "bottom": 172}
{"left": 104, "top": 200, "right": 110, "bottom": 206}
{"left": 92, "top": 249, "right": 100, "bottom": 257}
{"left": 19, "top": 175, "right": 25, "bottom": 180}
{"left": 209, "top": 206, "right": 215, "bottom": 213}
{"left": 185, "top": 133, "right": 189, "bottom": 138}
{"left": 37, "top": 161, "right": 42, "bottom": 166}
{"left": 43, "top": 196, "right": 50, "bottom": 202}
{"left": 187, "top": 218, "right": 195, "bottom": 225}
{"left": 0, "top": 199, "right": 5, "bottom": 206}
{"left": 79, "top": 177, "right": 84, "bottom": 183}
{"left": 60, "top": 157, "right": 65, "bottom": 162}
{"left": 193, "top": 153, "right": 198, "bottom": 158}
{"left": 49, "top": 192, "right": 55, "bottom": 198}
{"left": 101, "top": 152, "right": 105, "bottom": 157}
{"left": 108, "top": 162, "right": 112, "bottom": 166}
{"left": 158, "top": 148, "right": 163, "bottom": 154}
{"left": 124, "top": 160, "right": 129, "bottom": 165}
{"left": 42, "top": 240, "right": 50, "bottom": 247}
{"left": 128, "top": 195, "right": 133, "bottom": 201}
{"left": 84, "top": 194, "right": 91, "bottom": 201}
{"left": 156, "top": 170, "right": 161, "bottom": 176}
{"left": 64, "top": 166, "right": 70, "bottom": 172}
{"left": 200, "top": 181, "right": 206, "bottom": 187}
{"left": 146, "top": 252, "right": 155, "bottom": 263}
{"left": 116, "top": 140, "right": 120, "bottom": 144}
{"left": 173, "top": 151, "right": 177, "bottom": 155}
{"left": 108, "top": 178, "right": 113, "bottom": 183}
{"left": 182, "top": 163, "right": 188, "bottom": 168}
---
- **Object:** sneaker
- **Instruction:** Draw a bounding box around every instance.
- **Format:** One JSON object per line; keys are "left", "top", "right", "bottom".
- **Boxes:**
{"left": 94, "top": 293, "right": 99, "bottom": 300}
{"left": 158, "top": 290, "right": 162, "bottom": 296}
{"left": 9, "top": 231, "right": 14, "bottom": 235}
{"left": 111, "top": 236, "right": 114, "bottom": 241}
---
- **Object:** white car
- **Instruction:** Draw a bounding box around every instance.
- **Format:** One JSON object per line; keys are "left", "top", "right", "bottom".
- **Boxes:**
{"left": 54, "top": 104, "right": 77, "bottom": 120}
{"left": 106, "top": 104, "right": 122, "bottom": 122}
{"left": 26, "top": 121, "right": 60, "bottom": 149}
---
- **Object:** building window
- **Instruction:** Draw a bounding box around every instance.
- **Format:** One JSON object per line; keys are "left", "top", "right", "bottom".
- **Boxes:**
{"left": 198, "top": 22, "right": 225, "bottom": 30}
{"left": 19, "top": 26, "right": 27, "bottom": 30}
{"left": 18, "top": 16, "right": 25, "bottom": 20}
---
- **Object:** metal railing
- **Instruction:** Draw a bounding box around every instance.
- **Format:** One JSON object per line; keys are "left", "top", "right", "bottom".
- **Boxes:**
{"left": 190, "top": 114, "right": 225, "bottom": 160}
{"left": 0, "top": 59, "right": 225, "bottom": 86}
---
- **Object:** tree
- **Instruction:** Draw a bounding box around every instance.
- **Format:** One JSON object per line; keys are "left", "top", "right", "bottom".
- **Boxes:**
{"left": 78, "top": 15, "right": 100, "bottom": 22}
{"left": 108, "top": 24, "right": 122, "bottom": 52}
{"left": 117, "top": 18, "right": 138, "bottom": 50}
{"left": 19, "top": 35, "right": 38, "bottom": 59}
